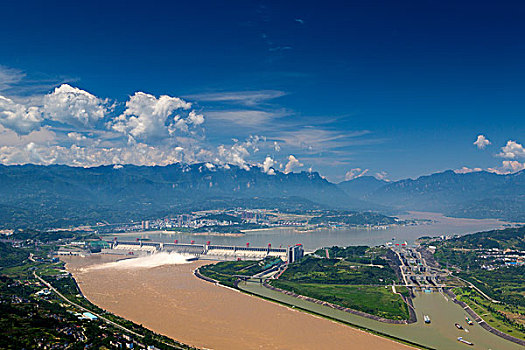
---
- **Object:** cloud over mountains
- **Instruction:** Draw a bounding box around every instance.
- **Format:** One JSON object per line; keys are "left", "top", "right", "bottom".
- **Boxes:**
{"left": 0, "top": 71, "right": 523, "bottom": 181}
{"left": 0, "top": 82, "right": 307, "bottom": 174}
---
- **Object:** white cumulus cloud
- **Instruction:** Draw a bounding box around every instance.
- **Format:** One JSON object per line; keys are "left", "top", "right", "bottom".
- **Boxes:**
{"left": 454, "top": 166, "right": 483, "bottom": 174}
{"left": 374, "top": 171, "right": 389, "bottom": 181}
{"left": 0, "top": 142, "right": 186, "bottom": 167}
{"left": 187, "top": 110, "right": 204, "bottom": 126}
{"left": 261, "top": 156, "right": 275, "bottom": 175}
{"left": 473, "top": 134, "right": 491, "bottom": 149}
{"left": 488, "top": 160, "right": 525, "bottom": 174}
{"left": 67, "top": 132, "right": 87, "bottom": 142}
{"left": 43, "top": 84, "right": 110, "bottom": 127}
{"left": 216, "top": 143, "right": 251, "bottom": 170}
{"left": 110, "top": 92, "right": 193, "bottom": 142}
{"left": 0, "top": 95, "right": 42, "bottom": 135}
{"left": 284, "top": 155, "right": 302, "bottom": 174}
{"left": 498, "top": 140, "right": 525, "bottom": 159}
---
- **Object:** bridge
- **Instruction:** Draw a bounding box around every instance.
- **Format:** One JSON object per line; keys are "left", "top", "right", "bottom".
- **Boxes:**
{"left": 103, "top": 240, "right": 304, "bottom": 263}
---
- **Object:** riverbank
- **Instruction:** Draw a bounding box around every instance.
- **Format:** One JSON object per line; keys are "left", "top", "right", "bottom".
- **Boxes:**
{"left": 262, "top": 282, "right": 412, "bottom": 324}
{"left": 64, "top": 255, "right": 414, "bottom": 350}
{"left": 240, "top": 281, "right": 523, "bottom": 350}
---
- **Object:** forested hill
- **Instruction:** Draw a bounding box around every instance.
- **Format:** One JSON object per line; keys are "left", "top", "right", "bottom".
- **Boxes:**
{"left": 432, "top": 226, "right": 525, "bottom": 250}
{"left": 0, "top": 163, "right": 374, "bottom": 228}
{"left": 339, "top": 170, "right": 525, "bottom": 222}
{"left": 1, "top": 164, "right": 524, "bottom": 229}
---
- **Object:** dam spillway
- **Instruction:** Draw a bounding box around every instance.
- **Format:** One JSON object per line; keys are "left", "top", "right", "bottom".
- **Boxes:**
{"left": 103, "top": 240, "right": 304, "bottom": 263}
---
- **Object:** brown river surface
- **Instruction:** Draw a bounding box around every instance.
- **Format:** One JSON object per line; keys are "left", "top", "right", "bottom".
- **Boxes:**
{"left": 64, "top": 254, "right": 413, "bottom": 350}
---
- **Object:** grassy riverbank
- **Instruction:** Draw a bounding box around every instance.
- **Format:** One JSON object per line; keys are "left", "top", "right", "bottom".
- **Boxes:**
{"left": 454, "top": 287, "right": 525, "bottom": 341}
{"left": 270, "top": 281, "right": 410, "bottom": 320}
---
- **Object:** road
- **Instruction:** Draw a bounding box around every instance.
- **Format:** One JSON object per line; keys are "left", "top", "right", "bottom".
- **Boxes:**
{"left": 33, "top": 271, "right": 186, "bottom": 349}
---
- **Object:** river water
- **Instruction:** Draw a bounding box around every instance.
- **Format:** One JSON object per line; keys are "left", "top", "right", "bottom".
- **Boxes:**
{"left": 108, "top": 212, "right": 510, "bottom": 251}
{"left": 240, "top": 282, "right": 521, "bottom": 350}
{"left": 65, "top": 256, "right": 413, "bottom": 350}
{"left": 75, "top": 212, "right": 518, "bottom": 349}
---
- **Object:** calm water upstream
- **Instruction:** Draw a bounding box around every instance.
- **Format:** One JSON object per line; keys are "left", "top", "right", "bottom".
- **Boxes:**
{"left": 108, "top": 212, "right": 510, "bottom": 251}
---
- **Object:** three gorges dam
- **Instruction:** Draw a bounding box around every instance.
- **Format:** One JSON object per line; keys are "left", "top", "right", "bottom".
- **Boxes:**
{"left": 103, "top": 239, "right": 305, "bottom": 263}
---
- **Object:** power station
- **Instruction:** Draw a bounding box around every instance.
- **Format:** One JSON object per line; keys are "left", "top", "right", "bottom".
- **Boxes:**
{"left": 104, "top": 239, "right": 304, "bottom": 263}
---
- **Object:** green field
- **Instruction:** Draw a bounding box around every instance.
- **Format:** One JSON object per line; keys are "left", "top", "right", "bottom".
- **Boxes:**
{"left": 270, "top": 281, "right": 409, "bottom": 320}
{"left": 279, "top": 254, "right": 400, "bottom": 285}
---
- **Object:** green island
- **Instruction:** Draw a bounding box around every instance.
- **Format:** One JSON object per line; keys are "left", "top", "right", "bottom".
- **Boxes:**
{"left": 422, "top": 226, "right": 525, "bottom": 341}
{"left": 0, "top": 233, "right": 196, "bottom": 350}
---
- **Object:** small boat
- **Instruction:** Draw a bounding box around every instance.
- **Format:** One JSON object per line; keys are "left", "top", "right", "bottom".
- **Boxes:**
{"left": 465, "top": 317, "right": 473, "bottom": 325}
{"left": 455, "top": 323, "right": 463, "bottom": 329}
{"left": 457, "top": 337, "right": 474, "bottom": 346}
{"left": 424, "top": 315, "right": 431, "bottom": 324}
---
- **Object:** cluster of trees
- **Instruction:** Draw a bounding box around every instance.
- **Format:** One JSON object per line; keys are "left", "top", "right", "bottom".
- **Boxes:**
{"left": 0, "top": 242, "right": 28, "bottom": 268}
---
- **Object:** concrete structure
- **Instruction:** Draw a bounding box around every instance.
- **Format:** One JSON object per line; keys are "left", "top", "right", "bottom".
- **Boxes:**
{"left": 105, "top": 240, "right": 304, "bottom": 262}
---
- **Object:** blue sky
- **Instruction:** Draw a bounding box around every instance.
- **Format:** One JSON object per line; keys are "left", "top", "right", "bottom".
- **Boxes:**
{"left": 0, "top": 0, "right": 524, "bottom": 181}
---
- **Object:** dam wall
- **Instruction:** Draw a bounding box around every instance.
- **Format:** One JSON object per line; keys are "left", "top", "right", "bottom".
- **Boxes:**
{"left": 107, "top": 240, "right": 303, "bottom": 262}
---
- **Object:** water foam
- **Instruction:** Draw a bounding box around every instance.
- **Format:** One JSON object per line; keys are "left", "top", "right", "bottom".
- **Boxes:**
{"left": 87, "top": 252, "right": 194, "bottom": 271}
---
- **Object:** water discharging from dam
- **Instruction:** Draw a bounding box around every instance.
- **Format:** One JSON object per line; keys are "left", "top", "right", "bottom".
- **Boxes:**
{"left": 84, "top": 252, "right": 194, "bottom": 271}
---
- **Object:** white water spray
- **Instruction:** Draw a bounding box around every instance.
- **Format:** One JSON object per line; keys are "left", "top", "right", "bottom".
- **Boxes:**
{"left": 86, "top": 252, "right": 194, "bottom": 271}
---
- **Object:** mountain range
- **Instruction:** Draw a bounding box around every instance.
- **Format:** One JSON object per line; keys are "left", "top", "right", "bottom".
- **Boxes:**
{"left": 0, "top": 164, "right": 523, "bottom": 229}
{"left": 338, "top": 171, "right": 525, "bottom": 222}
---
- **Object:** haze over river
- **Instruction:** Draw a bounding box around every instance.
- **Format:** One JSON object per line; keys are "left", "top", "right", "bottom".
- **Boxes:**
{"left": 109, "top": 212, "right": 510, "bottom": 250}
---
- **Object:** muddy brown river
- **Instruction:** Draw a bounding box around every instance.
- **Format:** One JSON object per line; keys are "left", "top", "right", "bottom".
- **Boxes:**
{"left": 64, "top": 255, "right": 413, "bottom": 350}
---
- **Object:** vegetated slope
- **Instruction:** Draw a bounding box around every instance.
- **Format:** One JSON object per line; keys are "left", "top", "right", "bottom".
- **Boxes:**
{"left": 358, "top": 170, "right": 525, "bottom": 221}
{"left": 423, "top": 226, "right": 525, "bottom": 330}
{"left": 434, "top": 226, "right": 525, "bottom": 253}
{"left": 2, "top": 164, "right": 523, "bottom": 228}
{"left": 0, "top": 241, "right": 28, "bottom": 268}
{"left": 0, "top": 164, "right": 376, "bottom": 228}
